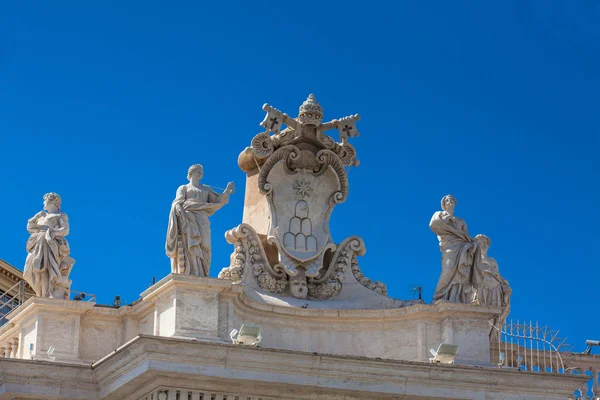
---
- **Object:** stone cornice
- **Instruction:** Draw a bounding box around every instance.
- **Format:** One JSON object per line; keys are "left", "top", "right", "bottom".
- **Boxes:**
{"left": 0, "top": 258, "right": 34, "bottom": 295}
{"left": 92, "top": 335, "right": 589, "bottom": 400}
{"left": 140, "top": 273, "right": 233, "bottom": 301}
{"left": 6, "top": 296, "right": 94, "bottom": 325}
{"left": 0, "top": 357, "right": 98, "bottom": 399}
{"left": 0, "top": 258, "right": 24, "bottom": 280}
{"left": 229, "top": 288, "right": 501, "bottom": 330}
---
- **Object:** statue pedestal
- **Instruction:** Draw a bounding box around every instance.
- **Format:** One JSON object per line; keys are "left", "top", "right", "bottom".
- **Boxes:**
{"left": 141, "top": 274, "right": 233, "bottom": 341}
{"left": 6, "top": 297, "right": 94, "bottom": 364}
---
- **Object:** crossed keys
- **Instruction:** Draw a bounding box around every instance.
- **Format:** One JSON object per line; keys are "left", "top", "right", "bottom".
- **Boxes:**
{"left": 260, "top": 103, "right": 360, "bottom": 144}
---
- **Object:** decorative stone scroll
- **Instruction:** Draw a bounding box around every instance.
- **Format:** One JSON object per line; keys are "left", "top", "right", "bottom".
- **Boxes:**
{"left": 220, "top": 95, "right": 385, "bottom": 300}
{"left": 219, "top": 224, "right": 386, "bottom": 300}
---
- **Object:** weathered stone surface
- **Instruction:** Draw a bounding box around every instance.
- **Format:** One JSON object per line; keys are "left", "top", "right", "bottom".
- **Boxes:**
{"left": 430, "top": 195, "right": 511, "bottom": 333}
{"left": 23, "top": 192, "right": 75, "bottom": 299}
{"left": 165, "top": 164, "right": 234, "bottom": 277}
{"left": 221, "top": 95, "right": 384, "bottom": 301}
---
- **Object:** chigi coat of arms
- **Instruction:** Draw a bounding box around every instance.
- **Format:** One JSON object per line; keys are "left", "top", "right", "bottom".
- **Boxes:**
{"left": 219, "top": 95, "right": 387, "bottom": 300}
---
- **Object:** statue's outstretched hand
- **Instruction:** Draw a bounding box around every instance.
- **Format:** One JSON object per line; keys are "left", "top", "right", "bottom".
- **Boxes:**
{"left": 225, "top": 181, "right": 235, "bottom": 194}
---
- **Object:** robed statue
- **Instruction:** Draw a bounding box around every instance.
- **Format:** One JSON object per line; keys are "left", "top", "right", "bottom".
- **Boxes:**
{"left": 24, "top": 193, "right": 75, "bottom": 298}
{"left": 166, "top": 164, "right": 234, "bottom": 276}
{"left": 430, "top": 195, "right": 511, "bottom": 316}
{"left": 473, "top": 234, "right": 510, "bottom": 308}
{"left": 429, "top": 194, "right": 477, "bottom": 303}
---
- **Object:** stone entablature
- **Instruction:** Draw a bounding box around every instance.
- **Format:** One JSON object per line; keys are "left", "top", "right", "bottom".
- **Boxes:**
{"left": 0, "top": 274, "right": 501, "bottom": 365}
{"left": 0, "top": 335, "right": 588, "bottom": 400}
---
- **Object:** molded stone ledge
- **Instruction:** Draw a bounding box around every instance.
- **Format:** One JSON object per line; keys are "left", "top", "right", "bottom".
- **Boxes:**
{"left": 0, "top": 274, "right": 503, "bottom": 366}
{"left": 136, "top": 274, "right": 501, "bottom": 364}
{"left": 92, "top": 335, "right": 589, "bottom": 400}
{"left": 0, "top": 357, "right": 98, "bottom": 399}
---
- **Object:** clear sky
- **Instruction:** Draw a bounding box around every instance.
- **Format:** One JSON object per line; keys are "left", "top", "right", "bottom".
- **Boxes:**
{"left": 1, "top": 2, "right": 598, "bottom": 351}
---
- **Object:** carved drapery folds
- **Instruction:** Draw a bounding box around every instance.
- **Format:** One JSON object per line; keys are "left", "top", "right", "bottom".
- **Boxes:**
{"left": 219, "top": 95, "right": 385, "bottom": 300}
{"left": 430, "top": 195, "right": 511, "bottom": 330}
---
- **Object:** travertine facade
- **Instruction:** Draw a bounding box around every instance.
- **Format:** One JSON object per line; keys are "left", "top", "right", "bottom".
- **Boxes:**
{"left": 0, "top": 96, "right": 594, "bottom": 399}
{"left": 0, "top": 275, "right": 591, "bottom": 399}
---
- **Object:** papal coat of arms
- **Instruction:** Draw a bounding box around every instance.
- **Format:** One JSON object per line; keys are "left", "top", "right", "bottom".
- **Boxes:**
{"left": 219, "top": 95, "right": 387, "bottom": 300}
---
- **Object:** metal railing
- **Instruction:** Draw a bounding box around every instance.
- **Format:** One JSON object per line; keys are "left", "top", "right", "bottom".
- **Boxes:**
{"left": 490, "top": 320, "right": 569, "bottom": 372}
{"left": 0, "top": 281, "right": 25, "bottom": 327}
{"left": 490, "top": 319, "right": 599, "bottom": 399}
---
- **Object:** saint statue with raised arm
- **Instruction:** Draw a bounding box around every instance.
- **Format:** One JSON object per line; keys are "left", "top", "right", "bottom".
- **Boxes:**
{"left": 24, "top": 192, "right": 75, "bottom": 298}
{"left": 166, "top": 164, "right": 234, "bottom": 277}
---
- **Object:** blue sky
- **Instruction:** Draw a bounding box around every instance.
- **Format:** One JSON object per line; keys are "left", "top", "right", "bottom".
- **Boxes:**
{"left": 1, "top": 2, "right": 598, "bottom": 350}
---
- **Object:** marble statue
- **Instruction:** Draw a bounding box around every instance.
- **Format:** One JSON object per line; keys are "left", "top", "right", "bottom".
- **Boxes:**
{"left": 473, "top": 234, "right": 510, "bottom": 308}
{"left": 24, "top": 192, "right": 75, "bottom": 298}
{"left": 429, "top": 195, "right": 477, "bottom": 303}
{"left": 166, "top": 164, "right": 234, "bottom": 277}
{"left": 473, "top": 234, "right": 512, "bottom": 338}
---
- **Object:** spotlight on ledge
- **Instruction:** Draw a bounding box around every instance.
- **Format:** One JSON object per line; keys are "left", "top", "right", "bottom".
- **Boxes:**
{"left": 113, "top": 295, "right": 121, "bottom": 308}
{"left": 230, "top": 324, "right": 262, "bottom": 346}
{"left": 47, "top": 345, "right": 56, "bottom": 361}
{"left": 429, "top": 343, "right": 459, "bottom": 365}
{"left": 497, "top": 352, "right": 505, "bottom": 368}
{"left": 584, "top": 340, "right": 600, "bottom": 355}
{"left": 73, "top": 292, "right": 86, "bottom": 301}
{"left": 516, "top": 355, "right": 524, "bottom": 371}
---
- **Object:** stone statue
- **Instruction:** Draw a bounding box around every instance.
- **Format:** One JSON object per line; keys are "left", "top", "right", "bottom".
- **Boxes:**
{"left": 473, "top": 234, "right": 510, "bottom": 308}
{"left": 166, "top": 164, "right": 234, "bottom": 276}
{"left": 24, "top": 193, "right": 75, "bottom": 298}
{"left": 429, "top": 195, "right": 477, "bottom": 303}
{"left": 473, "top": 234, "right": 511, "bottom": 338}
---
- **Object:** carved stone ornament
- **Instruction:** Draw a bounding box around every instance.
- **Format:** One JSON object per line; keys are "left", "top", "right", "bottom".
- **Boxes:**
{"left": 219, "top": 95, "right": 385, "bottom": 300}
{"left": 218, "top": 224, "right": 386, "bottom": 300}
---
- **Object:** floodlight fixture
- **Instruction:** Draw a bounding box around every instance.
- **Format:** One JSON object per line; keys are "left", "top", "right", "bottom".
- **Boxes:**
{"left": 73, "top": 292, "right": 86, "bottom": 301}
{"left": 230, "top": 324, "right": 262, "bottom": 346}
{"left": 516, "top": 355, "right": 523, "bottom": 371}
{"left": 429, "top": 343, "right": 459, "bottom": 365}
{"left": 497, "top": 352, "right": 505, "bottom": 368}
{"left": 583, "top": 340, "right": 600, "bottom": 355}
{"left": 47, "top": 345, "right": 56, "bottom": 361}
